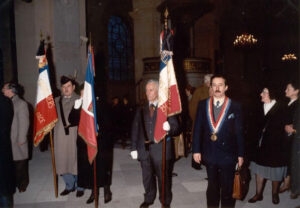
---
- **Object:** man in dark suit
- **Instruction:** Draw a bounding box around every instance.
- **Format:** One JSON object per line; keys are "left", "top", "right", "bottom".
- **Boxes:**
{"left": 131, "top": 79, "right": 179, "bottom": 208}
{"left": 192, "top": 74, "right": 244, "bottom": 208}
{"left": 0, "top": 93, "right": 15, "bottom": 207}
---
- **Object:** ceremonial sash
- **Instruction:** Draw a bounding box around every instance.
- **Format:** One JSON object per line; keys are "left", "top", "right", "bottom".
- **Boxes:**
{"left": 206, "top": 97, "right": 231, "bottom": 141}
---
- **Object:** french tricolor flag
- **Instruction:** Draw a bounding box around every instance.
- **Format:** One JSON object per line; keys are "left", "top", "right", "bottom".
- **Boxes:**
{"left": 33, "top": 40, "right": 58, "bottom": 146}
{"left": 78, "top": 46, "right": 98, "bottom": 164}
{"left": 154, "top": 30, "right": 182, "bottom": 143}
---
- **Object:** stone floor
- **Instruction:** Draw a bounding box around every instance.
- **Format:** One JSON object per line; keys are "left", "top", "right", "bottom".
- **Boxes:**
{"left": 14, "top": 146, "right": 300, "bottom": 208}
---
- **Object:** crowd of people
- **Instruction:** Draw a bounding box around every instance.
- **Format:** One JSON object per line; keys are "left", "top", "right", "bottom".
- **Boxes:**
{"left": 0, "top": 73, "right": 299, "bottom": 208}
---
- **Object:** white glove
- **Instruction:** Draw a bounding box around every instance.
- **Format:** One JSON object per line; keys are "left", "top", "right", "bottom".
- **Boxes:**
{"left": 130, "top": 150, "right": 138, "bottom": 160}
{"left": 74, "top": 98, "right": 83, "bottom": 109}
{"left": 163, "top": 121, "right": 170, "bottom": 131}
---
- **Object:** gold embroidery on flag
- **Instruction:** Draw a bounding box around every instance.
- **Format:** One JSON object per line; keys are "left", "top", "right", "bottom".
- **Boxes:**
{"left": 36, "top": 112, "right": 45, "bottom": 124}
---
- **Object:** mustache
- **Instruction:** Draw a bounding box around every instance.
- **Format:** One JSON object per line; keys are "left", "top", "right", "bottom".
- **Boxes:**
{"left": 214, "top": 90, "right": 221, "bottom": 93}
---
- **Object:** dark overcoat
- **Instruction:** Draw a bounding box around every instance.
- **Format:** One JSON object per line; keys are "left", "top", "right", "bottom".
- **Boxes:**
{"left": 254, "top": 102, "right": 287, "bottom": 167}
{"left": 0, "top": 94, "right": 15, "bottom": 195}
{"left": 68, "top": 99, "right": 113, "bottom": 188}
{"left": 291, "top": 103, "right": 300, "bottom": 194}
{"left": 283, "top": 100, "right": 299, "bottom": 165}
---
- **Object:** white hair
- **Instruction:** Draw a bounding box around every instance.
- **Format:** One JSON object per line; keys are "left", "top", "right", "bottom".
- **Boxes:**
{"left": 145, "top": 79, "right": 159, "bottom": 90}
{"left": 204, "top": 74, "right": 213, "bottom": 83}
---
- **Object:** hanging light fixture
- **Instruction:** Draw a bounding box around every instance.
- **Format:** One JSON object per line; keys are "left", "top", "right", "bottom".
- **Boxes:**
{"left": 233, "top": 33, "right": 257, "bottom": 47}
{"left": 281, "top": 53, "right": 297, "bottom": 61}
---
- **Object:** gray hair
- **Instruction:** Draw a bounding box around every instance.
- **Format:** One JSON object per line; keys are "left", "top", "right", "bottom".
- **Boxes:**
{"left": 204, "top": 74, "right": 213, "bottom": 83}
{"left": 145, "top": 79, "right": 159, "bottom": 89}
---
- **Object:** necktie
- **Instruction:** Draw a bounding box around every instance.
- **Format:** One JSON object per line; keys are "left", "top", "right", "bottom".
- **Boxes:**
{"left": 216, "top": 101, "right": 220, "bottom": 108}
{"left": 149, "top": 104, "right": 155, "bottom": 117}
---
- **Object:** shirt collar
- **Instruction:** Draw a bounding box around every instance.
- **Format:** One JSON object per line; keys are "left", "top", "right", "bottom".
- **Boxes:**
{"left": 213, "top": 97, "right": 225, "bottom": 107}
{"left": 288, "top": 98, "right": 298, "bottom": 106}
{"left": 149, "top": 100, "right": 158, "bottom": 107}
{"left": 263, "top": 99, "right": 276, "bottom": 115}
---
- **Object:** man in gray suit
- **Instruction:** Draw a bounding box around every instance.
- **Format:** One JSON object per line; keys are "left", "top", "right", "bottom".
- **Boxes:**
{"left": 2, "top": 82, "right": 29, "bottom": 193}
{"left": 131, "top": 79, "right": 179, "bottom": 208}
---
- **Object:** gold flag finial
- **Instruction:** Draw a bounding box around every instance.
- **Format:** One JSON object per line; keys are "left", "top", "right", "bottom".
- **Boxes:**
{"left": 164, "top": 8, "right": 169, "bottom": 19}
{"left": 40, "top": 30, "right": 43, "bottom": 40}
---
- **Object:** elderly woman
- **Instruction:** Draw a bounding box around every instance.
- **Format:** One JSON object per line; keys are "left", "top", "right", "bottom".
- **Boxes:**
{"left": 248, "top": 87, "right": 287, "bottom": 205}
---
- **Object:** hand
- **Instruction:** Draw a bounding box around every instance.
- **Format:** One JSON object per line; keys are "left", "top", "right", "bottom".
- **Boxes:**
{"left": 285, "top": 125, "right": 295, "bottom": 134}
{"left": 238, "top": 157, "right": 244, "bottom": 168}
{"left": 163, "top": 121, "right": 170, "bottom": 131}
{"left": 74, "top": 98, "right": 83, "bottom": 109}
{"left": 130, "top": 150, "right": 138, "bottom": 160}
{"left": 193, "top": 153, "right": 201, "bottom": 164}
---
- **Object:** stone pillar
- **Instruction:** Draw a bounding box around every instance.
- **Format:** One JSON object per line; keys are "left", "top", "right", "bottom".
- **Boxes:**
{"left": 14, "top": 0, "right": 51, "bottom": 104}
{"left": 14, "top": 0, "right": 86, "bottom": 104}
{"left": 53, "top": 0, "right": 86, "bottom": 84}
{"left": 130, "top": 0, "right": 162, "bottom": 99}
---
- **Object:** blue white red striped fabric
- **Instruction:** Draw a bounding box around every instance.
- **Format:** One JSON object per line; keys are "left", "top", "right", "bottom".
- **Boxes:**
{"left": 78, "top": 47, "right": 98, "bottom": 164}
{"left": 154, "top": 49, "right": 182, "bottom": 143}
{"left": 33, "top": 51, "right": 58, "bottom": 146}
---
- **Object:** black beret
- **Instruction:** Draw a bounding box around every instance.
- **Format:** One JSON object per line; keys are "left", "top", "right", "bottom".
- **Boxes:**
{"left": 60, "top": 75, "right": 75, "bottom": 85}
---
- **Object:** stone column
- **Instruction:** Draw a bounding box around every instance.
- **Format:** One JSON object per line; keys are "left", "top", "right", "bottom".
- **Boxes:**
{"left": 53, "top": 0, "right": 86, "bottom": 84}
{"left": 14, "top": 0, "right": 53, "bottom": 104}
{"left": 14, "top": 0, "right": 86, "bottom": 104}
{"left": 130, "top": 0, "right": 162, "bottom": 100}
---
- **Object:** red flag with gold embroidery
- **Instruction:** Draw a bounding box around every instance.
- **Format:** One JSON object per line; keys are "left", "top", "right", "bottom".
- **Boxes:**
{"left": 33, "top": 40, "right": 58, "bottom": 146}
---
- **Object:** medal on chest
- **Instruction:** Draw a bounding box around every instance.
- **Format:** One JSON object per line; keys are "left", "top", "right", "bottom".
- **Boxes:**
{"left": 206, "top": 97, "right": 231, "bottom": 142}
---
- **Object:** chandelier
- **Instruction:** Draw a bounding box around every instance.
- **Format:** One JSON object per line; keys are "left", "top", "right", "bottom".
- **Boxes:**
{"left": 281, "top": 53, "right": 297, "bottom": 61}
{"left": 233, "top": 33, "right": 257, "bottom": 47}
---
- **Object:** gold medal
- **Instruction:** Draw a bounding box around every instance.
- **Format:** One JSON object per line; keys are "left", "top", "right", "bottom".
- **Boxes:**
{"left": 211, "top": 133, "right": 217, "bottom": 141}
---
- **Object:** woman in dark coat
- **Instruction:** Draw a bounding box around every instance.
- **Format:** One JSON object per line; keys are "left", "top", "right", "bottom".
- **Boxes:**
{"left": 248, "top": 87, "right": 287, "bottom": 205}
{"left": 0, "top": 93, "right": 15, "bottom": 207}
{"left": 290, "top": 103, "right": 300, "bottom": 199}
{"left": 69, "top": 92, "right": 113, "bottom": 204}
{"left": 280, "top": 81, "right": 299, "bottom": 193}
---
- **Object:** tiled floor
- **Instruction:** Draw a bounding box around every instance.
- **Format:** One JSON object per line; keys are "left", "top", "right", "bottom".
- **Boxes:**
{"left": 14, "top": 146, "right": 300, "bottom": 208}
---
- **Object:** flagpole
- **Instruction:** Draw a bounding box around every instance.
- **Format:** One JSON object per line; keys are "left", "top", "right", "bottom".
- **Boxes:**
{"left": 94, "top": 160, "right": 98, "bottom": 208}
{"left": 161, "top": 8, "right": 169, "bottom": 208}
{"left": 89, "top": 33, "right": 99, "bottom": 208}
{"left": 49, "top": 131, "right": 58, "bottom": 198}
{"left": 162, "top": 136, "right": 166, "bottom": 208}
